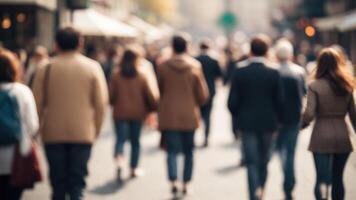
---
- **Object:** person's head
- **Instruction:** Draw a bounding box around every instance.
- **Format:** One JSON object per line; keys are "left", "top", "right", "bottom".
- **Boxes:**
{"left": 33, "top": 45, "right": 48, "bottom": 61}
{"left": 199, "top": 39, "right": 211, "bottom": 52}
{"left": 315, "top": 48, "right": 354, "bottom": 96}
{"left": 275, "top": 38, "right": 294, "bottom": 62}
{"left": 119, "top": 46, "right": 141, "bottom": 78}
{"left": 0, "top": 49, "right": 21, "bottom": 83}
{"left": 331, "top": 44, "right": 348, "bottom": 67}
{"left": 172, "top": 33, "right": 190, "bottom": 54}
{"left": 250, "top": 34, "right": 271, "bottom": 57}
{"left": 55, "top": 27, "right": 82, "bottom": 52}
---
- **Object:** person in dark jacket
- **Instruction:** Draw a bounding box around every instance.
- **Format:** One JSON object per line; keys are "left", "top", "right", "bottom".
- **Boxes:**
{"left": 196, "top": 39, "right": 222, "bottom": 147}
{"left": 228, "top": 34, "right": 283, "bottom": 200}
{"left": 274, "top": 39, "right": 306, "bottom": 200}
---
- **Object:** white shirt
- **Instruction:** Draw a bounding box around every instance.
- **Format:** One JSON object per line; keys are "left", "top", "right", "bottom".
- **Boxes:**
{"left": 0, "top": 83, "right": 39, "bottom": 175}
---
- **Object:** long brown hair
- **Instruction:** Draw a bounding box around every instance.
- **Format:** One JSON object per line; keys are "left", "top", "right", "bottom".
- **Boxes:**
{"left": 119, "top": 47, "right": 140, "bottom": 78}
{"left": 0, "top": 49, "right": 21, "bottom": 83}
{"left": 315, "top": 48, "right": 354, "bottom": 96}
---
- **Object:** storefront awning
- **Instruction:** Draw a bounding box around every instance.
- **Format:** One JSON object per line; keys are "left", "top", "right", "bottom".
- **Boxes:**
{"left": 0, "top": 0, "right": 56, "bottom": 10}
{"left": 338, "top": 11, "right": 356, "bottom": 32}
{"left": 124, "top": 16, "right": 162, "bottom": 42}
{"left": 73, "top": 9, "right": 139, "bottom": 38}
{"left": 315, "top": 14, "right": 344, "bottom": 31}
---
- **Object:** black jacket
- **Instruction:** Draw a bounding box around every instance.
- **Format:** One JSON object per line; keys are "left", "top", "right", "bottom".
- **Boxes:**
{"left": 278, "top": 62, "right": 306, "bottom": 125}
{"left": 228, "top": 59, "right": 284, "bottom": 133}
{"left": 196, "top": 54, "right": 222, "bottom": 97}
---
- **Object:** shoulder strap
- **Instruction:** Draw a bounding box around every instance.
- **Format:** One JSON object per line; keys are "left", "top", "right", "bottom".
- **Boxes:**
{"left": 42, "top": 64, "right": 51, "bottom": 109}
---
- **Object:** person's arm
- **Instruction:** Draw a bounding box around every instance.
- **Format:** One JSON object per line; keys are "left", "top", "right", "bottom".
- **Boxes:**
{"left": 91, "top": 64, "right": 109, "bottom": 137}
{"left": 302, "top": 86, "right": 317, "bottom": 129}
{"left": 143, "top": 76, "right": 159, "bottom": 112}
{"left": 227, "top": 69, "right": 239, "bottom": 115}
{"left": 31, "top": 64, "right": 46, "bottom": 118}
{"left": 194, "top": 67, "right": 209, "bottom": 106}
{"left": 23, "top": 86, "right": 39, "bottom": 137}
{"left": 109, "top": 73, "right": 118, "bottom": 106}
{"left": 348, "top": 94, "right": 356, "bottom": 132}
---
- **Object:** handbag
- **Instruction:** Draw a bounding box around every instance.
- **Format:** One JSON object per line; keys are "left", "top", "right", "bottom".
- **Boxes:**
{"left": 10, "top": 140, "right": 43, "bottom": 188}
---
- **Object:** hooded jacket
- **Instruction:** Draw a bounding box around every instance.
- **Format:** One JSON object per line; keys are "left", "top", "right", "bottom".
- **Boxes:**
{"left": 157, "top": 54, "right": 209, "bottom": 131}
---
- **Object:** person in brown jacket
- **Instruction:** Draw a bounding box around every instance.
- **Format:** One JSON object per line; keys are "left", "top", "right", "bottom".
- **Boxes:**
{"left": 302, "top": 48, "right": 356, "bottom": 200}
{"left": 32, "top": 27, "right": 108, "bottom": 200}
{"left": 157, "top": 34, "right": 209, "bottom": 196}
{"left": 109, "top": 47, "right": 158, "bottom": 181}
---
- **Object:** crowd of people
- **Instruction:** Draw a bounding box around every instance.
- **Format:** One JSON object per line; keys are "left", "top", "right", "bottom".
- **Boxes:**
{"left": 0, "top": 26, "right": 355, "bottom": 200}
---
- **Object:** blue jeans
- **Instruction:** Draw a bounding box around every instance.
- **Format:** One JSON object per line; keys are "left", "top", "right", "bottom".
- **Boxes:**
{"left": 313, "top": 153, "right": 350, "bottom": 200}
{"left": 276, "top": 123, "right": 300, "bottom": 197}
{"left": 45, "top": 144, "right": 92, "bottom": 200}
{"left": 114, "top": 120, "right": 143, "bottom": 168}
{"left": 164, "top": 130, "right": 195, "bottom": 182}
{"left": 241, "top": 131, "right": 274, "bottom": 200}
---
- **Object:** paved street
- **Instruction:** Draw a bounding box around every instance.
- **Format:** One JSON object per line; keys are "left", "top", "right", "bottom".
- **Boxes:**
{"left": 23, "top": 86, "right": 356, "bottom": 200}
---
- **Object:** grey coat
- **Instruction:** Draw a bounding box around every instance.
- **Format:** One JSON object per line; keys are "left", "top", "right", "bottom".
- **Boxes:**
{"left": 303, "top": 79, "right": 356, "bottom": 153}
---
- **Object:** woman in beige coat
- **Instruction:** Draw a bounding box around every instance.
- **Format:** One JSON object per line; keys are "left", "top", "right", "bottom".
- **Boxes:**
{"left": 302, "top": 48, "right": 356, "bottom": 200}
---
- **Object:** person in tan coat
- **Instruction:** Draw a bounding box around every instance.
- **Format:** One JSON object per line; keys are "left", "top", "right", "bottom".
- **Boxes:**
{"left": 109, "top": 47, "right": 158, "bottom": 181}
{"left": 32, "top": 27, "right": 108, "bottom": 200}
{"left": 302, "top": 48, "right": 356, "bottom": 200}
{"left": 157, "top": 34, "right": 209, "bottom": 196}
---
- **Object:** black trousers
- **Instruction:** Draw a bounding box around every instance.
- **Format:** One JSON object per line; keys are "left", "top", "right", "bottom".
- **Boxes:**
{"left": 201, "top": 97, "right": 214, "bottom": 141}
{"left": 0, "top": 175, "right": 24, "bottom": 200}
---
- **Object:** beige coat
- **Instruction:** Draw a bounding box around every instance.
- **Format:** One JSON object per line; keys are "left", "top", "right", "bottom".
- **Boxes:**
{"left": 303, "top": 79, "right": 356, "bottom": 153}
{"left": 32, "top": 52, "right": 108, "bottom": 144}
{"left": 157, "top": 54, "right": 209, "bottom": 131}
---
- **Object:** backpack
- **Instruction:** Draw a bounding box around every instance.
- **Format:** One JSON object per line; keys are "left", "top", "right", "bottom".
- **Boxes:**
{"left": 0, "top": 88, "right": 22, "bottom": 145}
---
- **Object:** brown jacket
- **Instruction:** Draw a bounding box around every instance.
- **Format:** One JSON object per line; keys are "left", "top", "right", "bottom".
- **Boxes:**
{"left": 157, "top": 54, "right": 209, "bottom": 131}
{"left": 303, "top": 79, "right": 356, "bottom": 153}
{"left": 32, "top": 52, "right": 108, "bottom": 144}
{"left": 109, "top": 69, "right": 159, "bottom": 120}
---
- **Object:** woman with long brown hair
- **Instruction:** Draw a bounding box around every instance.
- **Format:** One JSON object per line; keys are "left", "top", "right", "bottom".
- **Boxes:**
{"left": 302, "top": 48, "right": 356, "bottom": 200}
{"left": 109, "top": 47, "right": 158, "bottom": 182}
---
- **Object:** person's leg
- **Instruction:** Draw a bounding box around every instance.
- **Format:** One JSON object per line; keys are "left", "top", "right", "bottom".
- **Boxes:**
{"left": 45, "top": 144, "right": 68, "bottom": 200}
{"left": 114, "top": 121, "right": 129, "bottom": 161}
{"left": 313, "top": 153, "right": 332, "bottom": 200}
{"left": 182, "top": 130, "right": 196, "bottom": 186}
{"left": 129, "top": 121, "right": 143, "bottom": 174}
{"left": 242, "top": 132, "right": 261, "bottom": 200}
{"left": 278, "top": 124, "right": 299, "bottom": 199}
{"left": 0, "top": 175, "right": 11, "bottom": 200}
{"left": 8, "top": 187, "right": 24, "bottom": 200}
{"left": 331, "top": 153, "right": 350, "bottom": 200}
{"left": 257, "top": 132, "right": 274, "bottom": 197}
{"left": 201, "top": 99, "right": 212, "bottom": 147}
{"left": 67, "top": 144, "right": 92, "bottom": 200}
{"left": 165, "top": 130, "right": 182, "bottom": 194}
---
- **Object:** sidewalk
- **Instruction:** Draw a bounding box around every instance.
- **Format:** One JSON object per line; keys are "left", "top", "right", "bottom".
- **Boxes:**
{"left": 23, "top": 87, "right": 356, "bottom": 200}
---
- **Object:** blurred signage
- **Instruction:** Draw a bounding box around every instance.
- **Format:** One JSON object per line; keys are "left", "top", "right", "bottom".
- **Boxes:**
{"left": 218, "top": 11, "right": 238, "bottom": 31}
{"left": 66, "top": 0, "right": 90, "bottom": 9}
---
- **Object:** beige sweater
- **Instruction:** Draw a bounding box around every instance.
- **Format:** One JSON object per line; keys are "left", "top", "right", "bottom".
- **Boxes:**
{"left": 32, "top": 52, "right": 108, "bottom": 144}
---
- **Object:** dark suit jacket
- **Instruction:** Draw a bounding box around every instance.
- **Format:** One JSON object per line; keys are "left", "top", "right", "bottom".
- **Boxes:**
{"left": 196, "top": 54, "right": 222, "bottom": 97}
{"left": 228, "top": 58, "right": 283, "bottom": 133}
{"left": 278, "top": 62, "right": 306, "bottom": 125}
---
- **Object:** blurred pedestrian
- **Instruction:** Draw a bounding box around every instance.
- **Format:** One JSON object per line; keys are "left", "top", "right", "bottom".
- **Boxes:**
{"left": 228, "top": 34, "right": 283, "bottom": 200}
{"left": 274, "top": 39, "right": 306, "bottom": 200}
{"left": 25, "top": 46, "right": 49, "bottom": 87}
{"left": 157, "top": 34, "right": 209, "bottom": 196}
{"left": 32, "top": 27, "right": 108, "bottom": 200}
{"left": 109, "top": 47, "right": 158, "bottom": 181}
{"left": 302, "top": 48, "right": 356, "bottom": 200}
{"left": 102, "top": 45, "right": 122, "bottom": 83}
{"left": 0, "top": 50, "right": 39, "bottom": 200}
{"left": 196, "top": 39, "right": 223, "bottom": 147}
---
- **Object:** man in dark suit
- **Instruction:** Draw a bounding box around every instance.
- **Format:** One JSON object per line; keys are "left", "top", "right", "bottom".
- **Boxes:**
{"left": 196, "top": 40, "right": 223, "bottom": 147}
{"left": 228, "top": 35, "right": 283, "bottom": 200}
{"left": 274, "top": 39, "right": 306, "bottom": 200}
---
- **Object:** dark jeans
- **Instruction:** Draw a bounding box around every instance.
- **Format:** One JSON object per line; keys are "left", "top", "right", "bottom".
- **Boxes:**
{"left": 45, "top": 143, "right": 92, "bottom": 200}
{"left": 0, "top": 175, "right": 23, "bottom": 200}
{"left": 114, "top": 120, "right": 143, "bottom": 168}
{"left": 313, "top": 153, "right": 350, "bottom": 200}
{"left": 201, "top": 97, "right": 213, "bottom": 141}
{"left": 164, "top": 130, "right": 195, "bottom": 182}
{"left": 241, "top": 131, "right": 274, "bottom": 200}
{"left": 276, "top": 123, "right": 300, "bottom": 197}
